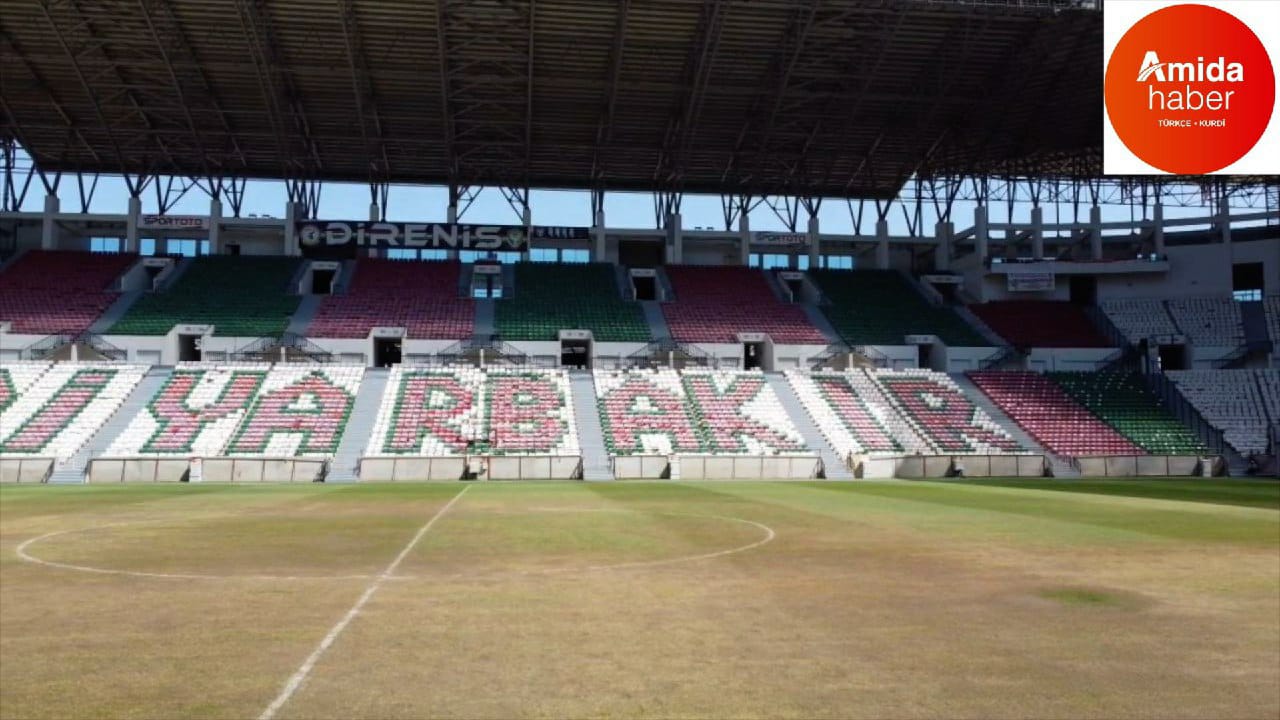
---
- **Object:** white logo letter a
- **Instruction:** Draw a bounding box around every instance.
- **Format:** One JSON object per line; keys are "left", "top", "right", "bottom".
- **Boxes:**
{"left": 1137, "top": 51, "right": 1165, "bottom": 82}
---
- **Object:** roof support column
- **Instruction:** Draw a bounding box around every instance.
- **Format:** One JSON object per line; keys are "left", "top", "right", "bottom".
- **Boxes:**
{"left": 521, "top": 204, "right": 532, "bottom": 262}
{"left": 933, "top": 220, "right": 953, "bottom": 272}
{"left": 285, "top": 200, "right": 300, "bottom": 257}
{"left": 974, "top": 205, "right": 989, "bottom": 264}
{"left": 667, "top": 213, "right": 683, "bottom": 265}
{"left": 739, "top": 213, "right": 751, "bottom": 267}
{"left": 1030, "top": 206, "right": 1044, "bottom": 259}
{"left": 369, "top": 201, "right": 380, "bottom": 222}
{"left": 42, "top": 194, "right": 59, "bottom": 250}
{"left": 1217, "top": 193, "right": 1232, "bottom": 245}
{"left": 806, "top": 214, "right": 819, "bottom": 270}
{"left": 125, "top": 196, "right": 141, "bottom": 254}
{"left": 593, "top": 209, "right": 607, "bottom": 263}
{"left": 1089, "top": 205, "right": 1103, "bottom": 260}
{"left": 1151, "top": 202, "right": 1165, "bottom": 255}
{"left": 209, "top": 198, "right": 223, "bottom": 255}
{"left": 874, "top": 219, "right": 890, "bottom": 270}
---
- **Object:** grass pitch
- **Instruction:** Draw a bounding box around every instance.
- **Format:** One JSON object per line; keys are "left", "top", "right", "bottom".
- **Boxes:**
{"left": 1, "top": 479, "right": 1277, "bottom": 720}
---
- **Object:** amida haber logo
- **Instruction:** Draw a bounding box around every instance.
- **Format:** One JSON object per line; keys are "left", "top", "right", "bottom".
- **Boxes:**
{"left": 1105, "top": 3, "right": 1274, "bottom": 174}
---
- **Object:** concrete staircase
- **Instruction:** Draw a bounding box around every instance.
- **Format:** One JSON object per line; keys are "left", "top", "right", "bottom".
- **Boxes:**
{"left": 569, "top": 370, "right": 613, "bottom": 480}
{"left": 800, "top": 304, "right": 842, "bottom": 345}
{"left": 285, "top": 295, "right": 322, "bottom": 336}
{"left": 327, "top": 368, "right": 389, "bottom": 483}
{"left": 950, "top": 372, "right": 1068, "bottom": 477}
{"left": 473, "top": 298, "right": 496, "bottom": 338}
{"left": 640, "top": 301, "right": 672, "bottom": 341}
{"left": 154, "top": 257, "right": 193, "bottom": 291}
{"left": 89, "top": 290, "right": 144, "bottom": 334}
{"left": 765, "top": 373, "right": 853, "bottom": 479}
{"left": 49, "top": 366, "right": 171, "bottom": 483}
{"left": 335, "top": 259, "right": 359, "bottom": 294}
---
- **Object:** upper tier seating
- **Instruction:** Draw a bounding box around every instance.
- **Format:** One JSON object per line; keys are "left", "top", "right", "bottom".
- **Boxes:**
{"left": 787, "top": 370, "right": 1021, "bottom": 458}
{"left": 0, "top": 251, "right": 135, "bottom": 335}
{"left": 1265, "top": 296, "right": 1280, "bottom": 344}
{"left": 968, "top": 371, "right": 1144, "bottom": 456}
{"left": 0, "top": 363, "right": 148, "bottom": 460}
{"left": 109, "top": 256, "right": 301, "bottom": 337}
{"left": 662, "top": 266, "right": 827, "bottom": 344}
{"left": 1166, "top": 297, "right": 1244, "bottom": 347}
{"left": 105, "top": 364, "right": 364, "bottom": 458}
{"left": 1167, "top": 370, "right": 1279, "bottom": 456}
{"left": 308, "top": 259, "right": 473, "bottom": 339}
{"left": 1050, "top": 372, "right": 1206, "bottom": 455}
{"left": 495, "top": 263, "right": 649, "bottom": 342}
{"left": 1101, "top": 298, "right": 1180, "bottom": 343}
{"left": 970, "top": 301, "right": 1111, "bottom": 348}
{"left": 366, "top": 367, "right": 580, "bottom": 456}
{"left": 594, "top": 368, "right": 806, "bottom": 455}
{"left": 809, "top": 270, "right": 988, "bottom": 346}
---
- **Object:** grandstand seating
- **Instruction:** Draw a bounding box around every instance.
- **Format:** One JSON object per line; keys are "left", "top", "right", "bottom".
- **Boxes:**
{"left": 809, "top": 270, "right": 988, "bottom": 346}
{"left": 969, "top": 301, "right": 1111, "bottom": 348}
{"left": 1050, "top": 372, "right": 1205, "bottom": 455}
{"left": 1166, "top": 297, "right": 1244, "bottom": 347}
{"left": 495, "top": 263, "right": 648, "bottom": 342}
{"left": 0, "top": 250, "right": 135, "bottom": 336}
{"left": 1167, "top": 370, "right": 1279, "bottom": 456}
{"left": 1101, "top": 298, "right": 1181, "bottom": 343}
{"left": 968, "top": 371, "right": 1144, "bottom": 456}
{"left": 1265, "top": 296, "right": 1280, "bottom": 344}
{"left": 0, "top": 363, "right": 147, "bottom": 459}
{"left": 0, "top": 362, "right": 51, "bottom": 415}
{"left": 109, "top": 256, "right": 301, "bottom": 337}
{"left": 227, "top": 366, "right": 364, "bottom": 456}
{"left": 366, "top": 367, "right": 579, "bottom": 456}
{"left": 308, "top": 259, "right": 473, "bottom": 339}
{"left": 787, "top": 370, "right": 1021, "bottom": 458}
{"left": 662, "top": 266, "right": 827, "bottom": 344}
{"left": 594, "top": 368, "right": 806, "bottom": 455}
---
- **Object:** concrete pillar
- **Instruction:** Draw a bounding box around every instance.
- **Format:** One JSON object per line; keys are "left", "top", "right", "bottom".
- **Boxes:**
{"left": 368, "top": 201, "right": 379, "bottom": 222}
{"left": 446, "top": 204, "right": 458, "bottom": 259}
{"left": 874, "top": 219, "right": 890, "bottom": 270}
{"left": 41, "top": 194, "right": 59, "bottom": 250}
{"left": 1151, "top": 203, "right": 1165, "bottom": 255}
{"left": 974, "top": 205, "right": 988, "bottom": 263}
{"left": 1030, "top": 206, "right": 1044, "bottom": 259}
{"left": 125, "top": 196, "right": 141, "bottom": 254}
{"left": 284, "top": 200, "right": 300, "bottom": 257}
{"left": 208, "top": 198, "right": 223, "bottom": 255}
{"left": 1218, "top": 194, "right": 1231, "bottom": 244}
{"left": 738, "top": 213, "right": 751, "bottom": 267}
{"left": 592, "top": 210, "right": 607, "bottom": 262}
{"left": 668, "top": 213, "right": 683, "bottom": 264}
{"left": 806, "top": 215, "right": 820, "bottom": 270}
{"left": 1089, "top": 205, "right": 1103, "bottom": 260}
{"left": 933, "top": 220, "right": 953, "bottom": 272}
{"left": 521, "top": 205, "right": 532, "bottom": 262}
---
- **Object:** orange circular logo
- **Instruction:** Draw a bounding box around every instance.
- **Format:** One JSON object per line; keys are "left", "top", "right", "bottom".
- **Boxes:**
{"left": 1105, "top": 4, "right": 1274, "bottom": 174}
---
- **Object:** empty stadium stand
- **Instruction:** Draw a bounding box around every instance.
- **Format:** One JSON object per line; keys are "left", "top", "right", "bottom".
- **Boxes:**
{"left": 1265, "top": 296, "right": 1280, "bottom": 344}
{"left": 809, "top": 270, "right": 988, "bottom": 346}
{"left": 0, "top": 250, "right": 135, "bottom": 336}
{"left": 365, "top": 367, "right": 580, "bottom": 456}
{"left": 1166, "top": 370, "right": 1278, "bottom": 456}
{"left": 593, "top": 368, "right": 806, "bottom": 455}
{"left": 108, "top": 256, "right": 302, "bottom": 337}
{"left": 1050, "top": 372, "right": 1206, "bottom": 455}
{"left": 1166, "top": 297, "right": 1245, "bottom": 347}
{"left": 495, "top": 263, "right": 649, "bottom": 342}
{"left": 970, "top": 301, "right": 1111, "bottom": 348}
{"left": 661, "top": 266, "right": 826, "bottom": 344}
{"left": 968, "top": 371, "right": 1144, "bottom": 456}
{"left": 0, "top": 363, "right": 148, "bottom": 460}
{"left": 1101, "top": 298, "right": 1181, "bottom": 343}
{"left": 308, "top": 259, "right": 473, "bottom": 339}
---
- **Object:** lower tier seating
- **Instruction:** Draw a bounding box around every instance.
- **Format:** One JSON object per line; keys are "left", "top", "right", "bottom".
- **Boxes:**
{"left": 0, "top": 363, "right": 148, "bottom": 460}
{"left": 594, "top": 368, "right": 806, "bottom": 456}
{"left": 109, "top": 256, "right": 302, "bottom": 337}
{"left": 308, "top": 259, "right": 473, "bottom": 339}
{"left": 968, "top": 371, "right": 1145, "bottom": 456}
{"left": 787, "top": 370, "right": 1022, "bottom": 458}
{"left": 0, "top": 362, "right": 52, "bottom": 415}
{"left": 105, "top": 365, "right": 365, "bottom": 458}
{"left": 1050, "top": 372, "right": 1206, "bottom": 455}
{"left": 662, "top": 266, "right": 827, "bottom": 344}
{"left": 809, "top": 270, "right": 988, "bottom": 346}
{"left": 495, "top": 263, "right": 649, "bottom": 342}
{"left": 1167, "top": 370, "right": 1279, "bottom": 456}
{"left": 0, "top": 250, "right": 136, "bottom": 336}
{"left": 1101, "top": 298, "right": 1180, "bottom": 343}
{"left": 970, "top": 302, "right": 1111, "bottom": 348}
{"left": 366, "top": 367, "right": 580, "bottom": 456}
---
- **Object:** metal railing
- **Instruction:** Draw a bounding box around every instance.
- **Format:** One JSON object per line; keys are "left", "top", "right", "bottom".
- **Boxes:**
{"left": 624, "top": 338, "right": 714, "bottom": 369}
{"left": 229, "top": 332, "right": 334, "bottom": 363}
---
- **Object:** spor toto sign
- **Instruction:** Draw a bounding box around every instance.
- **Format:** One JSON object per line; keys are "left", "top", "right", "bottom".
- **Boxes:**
{"left": 1104, "top": 3, "right": 1275, "bottom": 174}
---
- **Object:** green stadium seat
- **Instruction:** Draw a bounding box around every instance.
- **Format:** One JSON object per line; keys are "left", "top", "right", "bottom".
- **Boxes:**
{"left": 494, "top": 263, "right": 650, "bottom": 342}
{"left": 1049, "top": 372, "right": 1207, "bottom": 455}
{"left": 810, "top": 270, "right": 988, "bottom": 346}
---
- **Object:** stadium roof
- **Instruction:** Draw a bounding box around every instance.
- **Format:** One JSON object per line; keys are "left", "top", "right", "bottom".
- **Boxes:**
{"left": 1, "top": 0, "right": 1102, "bottom": 200}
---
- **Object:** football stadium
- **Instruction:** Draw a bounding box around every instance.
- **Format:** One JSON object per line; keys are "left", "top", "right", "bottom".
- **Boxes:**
{"left": 1, "top": 0, "right": 1278, "bottom": 718}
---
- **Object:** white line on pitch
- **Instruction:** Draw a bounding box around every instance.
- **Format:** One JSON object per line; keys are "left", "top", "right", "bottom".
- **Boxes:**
{"left": 257, "top": 484, "right": 471, "bottom": 720}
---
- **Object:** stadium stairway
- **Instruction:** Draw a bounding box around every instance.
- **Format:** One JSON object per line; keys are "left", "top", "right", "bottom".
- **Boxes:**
{"left": 286, "top": 295, "right": 322, "bottom": 336}
{"left": 953, "top": 306, "right": 1011, "bottom": 350}
{"left": 641, "top": 301, "right": 672, "bottom": 341}
{"left": 569, "top": 370, "right": 613, "bottom": 480}
{"left": 48, "top": 366, "right": 171, "bottom": 483}
{"left": 327, "top": 367, "right": 389, "bottom": 483}
{"left": 473, "top": 299, "right": 496, "bottom": 338}
{"left": 765, "top": 373, "right": 853, "bottom": 479}
{"left": 89, "top": 290, "right": 144, "bottom": 335}
{"left": 800, "top": 304, "right": 843, "bottom": 345}
{"left": 950, "top": 373, "right": 1069, "bottom": 477}
{"left": 334, "top": 260, "right": 358, "bottom": 294}
{"left": 156, "top": 257, "right": 193, "bottom": 291}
